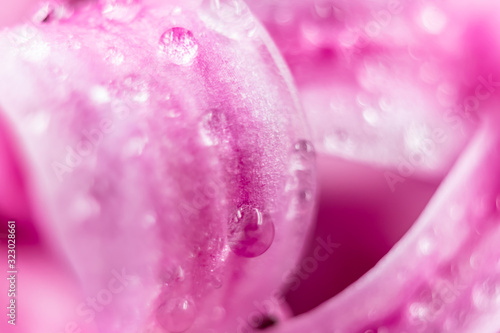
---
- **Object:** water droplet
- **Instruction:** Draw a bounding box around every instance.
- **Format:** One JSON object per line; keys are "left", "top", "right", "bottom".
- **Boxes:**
{"left": 298, "top": 189, "right": 313, "bottom": 203}
{"left": 156, "top": 296, "right": 196, "bottom": 332}
{"left": 228, "top": 205, "right": 275, "bottom": 258}
{"left": 159, "top": 28, "right": 199, "bottom": 66}
{"left": 161, "top": 265, "right": 185, "bottom": 284}
{"left": 294, "top": 139, "right": 315, "bottom": 157}
{"left": 199, "top": 110, "right": 227, "bottom": 146}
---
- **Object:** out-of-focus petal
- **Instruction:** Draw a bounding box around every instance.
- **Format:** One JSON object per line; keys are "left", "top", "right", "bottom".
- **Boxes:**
{"left": 269, "top": 112, "right": 500, "bottom": 332}
{"left": 246, "top": 0, "right": 500, "bottom": 180}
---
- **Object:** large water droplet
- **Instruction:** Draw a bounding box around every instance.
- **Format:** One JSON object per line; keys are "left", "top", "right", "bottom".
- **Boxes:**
{"left": 159, "top": 28, "right": 199, "bottom": 66}
{"left": 156, "top": 296, "right": 196, "bottom": 332}
{"left": 228, "top": 205, "right": 275, "bottom": 258}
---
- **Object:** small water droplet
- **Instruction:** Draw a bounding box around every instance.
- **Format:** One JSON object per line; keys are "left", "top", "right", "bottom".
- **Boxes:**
{"left": 294, "top": 139, "right": 315, "bottom": 157}
{"left": 228, "top": 205, "right": 275, "bottom": 258}
{"left": 159, "top": 28, "right": 199, "bottom": 66}
{"left": 209, "top": 275, "right": 223, "bottom": 289}
{"left": 298, "top": 189, "right": 313, "bottom": 203}
{"left": 199, "top": 109, "right": 228, "bottom": 146}
{"left": 156, "top": 296, "right": 196, "bottom": 332}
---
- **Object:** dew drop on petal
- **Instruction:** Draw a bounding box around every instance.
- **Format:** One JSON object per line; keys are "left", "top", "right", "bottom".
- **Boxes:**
{"left": 298, "top": 189, "right": 313, "bottom": 204}
{"left": 159, "top": 28, "right": 199, "bottom": 66}
{"left": 209, "top": 275, "right": 222, "bottom": 289}
{"left": 294, "top": 139, "right": 315, "bottom": 159}
{"left": 156, "top": 296, "right": 196, "bottom": 332}
{"left": 228, "top": 205, "right": 275, "bottom": 258}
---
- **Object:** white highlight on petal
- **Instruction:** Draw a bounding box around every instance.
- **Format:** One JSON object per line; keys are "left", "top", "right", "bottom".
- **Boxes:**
{"left": 421, "top": 5, "right": 447, "bottom": 34}
{"left": 90, "top": 86, "right": 111, "bottom": 104}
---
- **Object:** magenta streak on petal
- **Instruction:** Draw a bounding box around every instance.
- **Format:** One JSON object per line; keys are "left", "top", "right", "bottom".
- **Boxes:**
{"left": 269, "top": 113, "right": 500, "bottom": 332}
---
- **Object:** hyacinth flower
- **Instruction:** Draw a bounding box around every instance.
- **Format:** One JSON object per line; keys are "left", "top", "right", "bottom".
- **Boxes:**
{"left": 1, "top": 1, "right": 500, "bottom": 333}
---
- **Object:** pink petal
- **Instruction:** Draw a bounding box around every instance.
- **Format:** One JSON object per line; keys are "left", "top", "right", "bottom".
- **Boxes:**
{"left": 0, "top": 0, "right": 316, "bottom": 332}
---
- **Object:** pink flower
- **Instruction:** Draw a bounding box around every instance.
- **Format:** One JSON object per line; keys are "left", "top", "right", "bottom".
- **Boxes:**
{"left": 1, "top": 0, "right": 500, "bottom": 333}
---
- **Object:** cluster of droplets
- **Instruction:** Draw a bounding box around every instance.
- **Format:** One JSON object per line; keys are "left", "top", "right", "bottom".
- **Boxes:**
{"left": 289, "top": 139, "right": 316, "bottom": 211}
